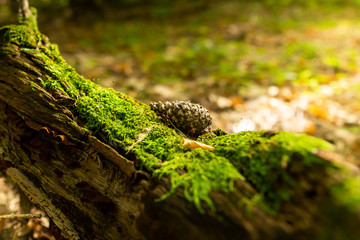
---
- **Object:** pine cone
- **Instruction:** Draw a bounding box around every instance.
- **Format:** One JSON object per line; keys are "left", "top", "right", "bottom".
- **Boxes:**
{"left": 149, "top": 100, "right": 212, "bottom": 137}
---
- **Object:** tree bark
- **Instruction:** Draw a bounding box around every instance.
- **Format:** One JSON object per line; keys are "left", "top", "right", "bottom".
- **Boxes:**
{"left": 0, "top": 60, "right": 143, "bottom": 239}
{"left": 1, "top": 11, "right": 360, "bottom": 240}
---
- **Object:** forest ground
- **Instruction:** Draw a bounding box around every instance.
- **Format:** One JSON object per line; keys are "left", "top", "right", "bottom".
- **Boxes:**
{"left": 0, "top": 0, "right": 360, "bottom": 239}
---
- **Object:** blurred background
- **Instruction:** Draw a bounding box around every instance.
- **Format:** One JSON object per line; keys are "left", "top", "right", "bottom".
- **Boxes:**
{"left": 0, "top": 0, "right": 360, "bottom": 238}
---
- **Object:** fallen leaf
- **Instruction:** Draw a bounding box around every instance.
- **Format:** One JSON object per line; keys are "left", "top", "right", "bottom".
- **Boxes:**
{"left": 230, "top": 96, "right": 244, "bottom": 107}
{"left": 307, "top": 102, "right": 329, "bottom": 120}
{"left": 304, "top": 122, "right": 316, "bottom": 135}
{"left": 127, "top": 126, "right": 155, "bottom": 153}
{"left": 182, "top": 138, "right": 214, "bottom": 151}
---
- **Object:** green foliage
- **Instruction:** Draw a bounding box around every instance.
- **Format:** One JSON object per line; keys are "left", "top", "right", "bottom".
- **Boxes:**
{"left": 148, "top": 38, "right": 242, "bottom": 82}
{"left": 79, "top": 2, "right": 360, "bottom": 90}
{"left": 38, "top": 0, "right": 359, "bottom": 92}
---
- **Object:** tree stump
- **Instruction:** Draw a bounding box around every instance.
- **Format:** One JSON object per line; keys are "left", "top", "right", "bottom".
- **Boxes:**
{"left": 0, "top": 7, "right": 360, "bottom": 240}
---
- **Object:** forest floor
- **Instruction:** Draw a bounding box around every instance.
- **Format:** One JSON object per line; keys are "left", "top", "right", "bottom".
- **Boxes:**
{"left": 0, "top": 0, "right": 360, "bottom": 239}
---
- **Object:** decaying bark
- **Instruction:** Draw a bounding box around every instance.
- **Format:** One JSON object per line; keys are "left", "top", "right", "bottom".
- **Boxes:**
{"left": 1, "top": 6, "right": 360, "bottom": 240}
{"left": 0, "top": 85, "right": 142, "bottom": 239}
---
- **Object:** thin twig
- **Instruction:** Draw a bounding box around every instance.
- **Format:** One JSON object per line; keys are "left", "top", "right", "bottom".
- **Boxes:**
{"left": 17, "top": 0, "right": 32, "bottom": 19}
{"left": 126, "top": 126, "right": 155, "bottom": 153}
{"left": 0, "top": 213, "right": 42, "bottom": 219}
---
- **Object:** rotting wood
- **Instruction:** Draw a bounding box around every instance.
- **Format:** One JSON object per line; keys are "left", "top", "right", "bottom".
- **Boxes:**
{"left": 6, "top": 168, "right": 80, "bottom": 240}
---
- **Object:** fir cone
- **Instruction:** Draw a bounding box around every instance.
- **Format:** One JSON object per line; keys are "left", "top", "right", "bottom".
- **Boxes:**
{"left": 149, "top": 100, "right": 212, "bottom": 137}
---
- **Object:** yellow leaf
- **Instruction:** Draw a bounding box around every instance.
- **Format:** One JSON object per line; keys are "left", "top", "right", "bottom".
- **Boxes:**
{"left": 182, "top": 138, "right": 214, "bottom": 151}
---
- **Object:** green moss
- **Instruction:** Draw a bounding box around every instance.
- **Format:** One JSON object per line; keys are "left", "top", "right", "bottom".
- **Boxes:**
{"left": 0, "top": 25, "right": 36, "bottom": 48}
{"left": 132, "top": 126, "right": 244, "bottom": 213}
{"left": 205, "top": 131, "right": 334, "bottom": 213}
{"left": 155, "top": 149, "right": 244, "bottom": 212}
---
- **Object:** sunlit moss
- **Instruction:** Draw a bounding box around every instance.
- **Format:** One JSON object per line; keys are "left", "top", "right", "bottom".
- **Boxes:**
{"left": 132, "top": 128, "right": 244, "bottom": 213}
{"left": 205, "top": 131, "right": 334, "bottom": 213}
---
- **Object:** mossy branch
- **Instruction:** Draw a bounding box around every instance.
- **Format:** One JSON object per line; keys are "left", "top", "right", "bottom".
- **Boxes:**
{"left": 1, "top": 5, "right": 360, "bottom": 240}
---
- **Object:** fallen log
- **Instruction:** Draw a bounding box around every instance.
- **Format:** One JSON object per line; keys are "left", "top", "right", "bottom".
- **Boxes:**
{"left": 0, "top": 5, "right": 360, "bottom": 240}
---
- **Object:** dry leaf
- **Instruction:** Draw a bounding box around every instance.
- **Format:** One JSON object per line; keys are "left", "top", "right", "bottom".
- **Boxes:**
{"left": 182, "top": 138, "right": 214, "bottom": 151}
{"left": 230, "top": 96, "right": 244, "bottom": 107}
{"left": 304, "top": 122, "right": 316, "bottom": 135}
{"left": 127, "top": 126, "right": 154, "bottom": 153}
{"left": 307, "top": 102, "right": 329, "bottom": 120}
{"left": 279, "top": 87, "right": 298, "bottom": 101}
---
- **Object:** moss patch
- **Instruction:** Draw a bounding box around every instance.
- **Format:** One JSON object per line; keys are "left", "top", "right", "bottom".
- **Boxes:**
{"left": 205, "top": 131, "right": 334, "bottom": 213}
